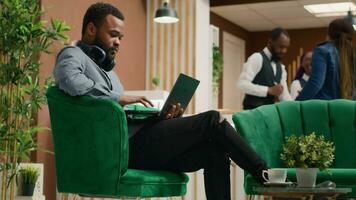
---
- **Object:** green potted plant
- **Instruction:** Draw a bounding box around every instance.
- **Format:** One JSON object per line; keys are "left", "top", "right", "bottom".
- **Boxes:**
{"left": 212, "top": 44, "right": 223, "bottom": 109}
{"left": 280, "top": 133, "right": 335, "bottom": 187}
{"left": 0, "top": 0, "right": 69, "bottom": 199}
{"left": 18, "top": 166, "right": 39, "bottom": 196}
{"left": 212, "top": 44, "right": 223, "bottom": 94}
{"left": 152, "top": 76, "right": 160, "bottom": 90}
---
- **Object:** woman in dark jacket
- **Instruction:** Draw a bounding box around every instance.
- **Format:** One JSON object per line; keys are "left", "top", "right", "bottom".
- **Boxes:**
{"left": 297, "top": 18, "right": 354, "bottom": 100}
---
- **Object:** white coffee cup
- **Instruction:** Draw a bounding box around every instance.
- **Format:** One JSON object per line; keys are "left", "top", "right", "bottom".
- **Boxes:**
{"left": 262, "top": 169, "right": 287, "bottom": 183}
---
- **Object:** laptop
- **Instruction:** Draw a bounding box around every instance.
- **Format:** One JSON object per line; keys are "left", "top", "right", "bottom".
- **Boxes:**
{"left": 124, "top": 73, "right": 200, "bottom": 118}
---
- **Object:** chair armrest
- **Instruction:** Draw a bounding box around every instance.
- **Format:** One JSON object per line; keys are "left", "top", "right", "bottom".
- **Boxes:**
{"left": 46, "top": 86, "right": 128, "bottom": 195}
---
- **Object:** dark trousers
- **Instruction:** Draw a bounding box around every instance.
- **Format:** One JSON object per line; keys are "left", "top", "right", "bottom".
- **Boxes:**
{"left": 128, "top": 110, "right": 267, "bottom": 200}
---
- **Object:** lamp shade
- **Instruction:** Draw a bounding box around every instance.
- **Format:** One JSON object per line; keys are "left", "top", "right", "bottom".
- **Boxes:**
{"left": 154, "top": 2, "right": 179, "bottom": 24}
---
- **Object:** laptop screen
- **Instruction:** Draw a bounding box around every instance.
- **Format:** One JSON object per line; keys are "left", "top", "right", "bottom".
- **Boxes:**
{"left": 124, "top": 73, "right": 200, "bottom": 118}
{"left": 159, "top": 73, "right": 200, "bottom": 116}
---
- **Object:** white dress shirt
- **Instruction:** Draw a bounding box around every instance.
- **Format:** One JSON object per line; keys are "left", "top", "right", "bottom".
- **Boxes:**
{"left": 238, "top": 47, "right": 292, "bottom": 101}
{"left": 290, "top": 74, "right": 310, "bottom": 100}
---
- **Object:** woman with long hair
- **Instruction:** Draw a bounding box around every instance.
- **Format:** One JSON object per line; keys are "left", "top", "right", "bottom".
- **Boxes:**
{"left": 297, "top": 18, "right": 354, "bottom": 100}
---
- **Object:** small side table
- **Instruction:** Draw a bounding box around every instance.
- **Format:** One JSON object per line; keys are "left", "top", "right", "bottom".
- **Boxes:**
{"left": 253, "top": 186, "right": 352, "bottom": 200}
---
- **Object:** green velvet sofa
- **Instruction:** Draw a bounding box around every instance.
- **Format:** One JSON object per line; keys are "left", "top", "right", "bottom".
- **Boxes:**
{"left": 232, "top": 100, "right": 356, "bottom": 197}
{"left": 46, "top": 86, "right": 188, "bottom": 198}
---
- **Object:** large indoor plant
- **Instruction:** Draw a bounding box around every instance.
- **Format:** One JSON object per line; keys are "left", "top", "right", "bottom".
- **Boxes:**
{"left": 0, "top": 0, "right": 69, "bottom": 199}
{"left": 280, "top": 133, "right": 335, "bottom": 187}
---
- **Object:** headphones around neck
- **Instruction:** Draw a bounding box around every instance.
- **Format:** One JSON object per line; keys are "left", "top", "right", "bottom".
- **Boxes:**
{"left": 76, "top": 41, "right": 116, "bottom": 72}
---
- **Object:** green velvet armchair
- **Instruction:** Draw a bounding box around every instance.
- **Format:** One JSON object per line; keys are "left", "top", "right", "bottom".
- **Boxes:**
{"left": 233, "top": 100, "right": 356, "bottom": 197}
{"left": 46, "top": 86, "right": 188, "bottom": 199}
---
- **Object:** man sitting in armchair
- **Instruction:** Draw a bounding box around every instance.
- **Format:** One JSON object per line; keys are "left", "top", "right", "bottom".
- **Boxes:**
{"left": 53, "top": 3, "right": 268, "bottom": 200}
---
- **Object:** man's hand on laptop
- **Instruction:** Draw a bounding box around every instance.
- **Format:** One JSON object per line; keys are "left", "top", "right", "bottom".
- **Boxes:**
{"left": 119, "top": 95, "right": 154, "bottom": 107}
{"left": 164, "top": 103, "right": 184, "bottom": 119}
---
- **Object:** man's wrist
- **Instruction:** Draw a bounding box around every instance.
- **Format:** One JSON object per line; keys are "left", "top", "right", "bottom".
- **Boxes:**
{"left": 263, "top": 86, "right": 270, "bottom": 96}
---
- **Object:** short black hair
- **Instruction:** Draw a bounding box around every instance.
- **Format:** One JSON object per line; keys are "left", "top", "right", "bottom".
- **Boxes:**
{"left": 270, "top": 27, "right": 289, "bottom": 41}
{"left": 82, "top": 2, "right": 125, "bottom": 36}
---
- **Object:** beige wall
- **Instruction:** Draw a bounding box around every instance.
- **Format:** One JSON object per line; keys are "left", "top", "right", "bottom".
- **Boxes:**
{"left": 38, "top": 1, "right": 147, "bottom": 199}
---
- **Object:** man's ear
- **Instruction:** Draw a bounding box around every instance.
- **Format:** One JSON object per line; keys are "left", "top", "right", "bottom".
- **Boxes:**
{"left": 86, "top": 22, "right": 97, "bottom": 37}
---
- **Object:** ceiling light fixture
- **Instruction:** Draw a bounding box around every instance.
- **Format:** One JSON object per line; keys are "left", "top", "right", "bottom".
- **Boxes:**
{"left": 304, "top": 2, "right": 356, "bottom": 17}
{"left": 154, "top": 0, "right": 179, "bottom": 24}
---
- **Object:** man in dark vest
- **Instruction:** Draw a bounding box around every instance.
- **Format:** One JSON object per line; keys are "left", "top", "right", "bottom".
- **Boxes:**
{"left": 238, "top": 27, "right": 292, "bottom": 110}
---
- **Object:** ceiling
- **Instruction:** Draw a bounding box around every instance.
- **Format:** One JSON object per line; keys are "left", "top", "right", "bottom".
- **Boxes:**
{"left": 211, "top": 0, "right": 356, "bottom": 31}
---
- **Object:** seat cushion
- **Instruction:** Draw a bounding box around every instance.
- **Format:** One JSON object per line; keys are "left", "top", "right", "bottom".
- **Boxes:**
{"left": 245, "top": 168, "right": 356, "bottom": 197}
{"left": 118, "top": 169, "right": 189, "bottom": 198}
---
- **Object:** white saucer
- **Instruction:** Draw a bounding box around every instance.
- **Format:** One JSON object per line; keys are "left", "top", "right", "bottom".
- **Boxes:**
{"left": 263, "top": 181, "right": 294, "bottom": 186}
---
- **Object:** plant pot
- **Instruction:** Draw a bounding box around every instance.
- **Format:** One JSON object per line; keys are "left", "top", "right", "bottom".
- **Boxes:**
{"left": 296, "top": 168, "right": 318, "bottom": 187}
{"left": 22, "top": 183, "right": 35, "bottom": 196}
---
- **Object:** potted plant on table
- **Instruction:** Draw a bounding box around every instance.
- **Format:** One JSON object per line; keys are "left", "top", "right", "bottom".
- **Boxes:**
{"left": 280, "top": 133, "right": 335, "bottom": 187}
{"left": 18, "top": 166, "right": 39, "bottom": 196}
